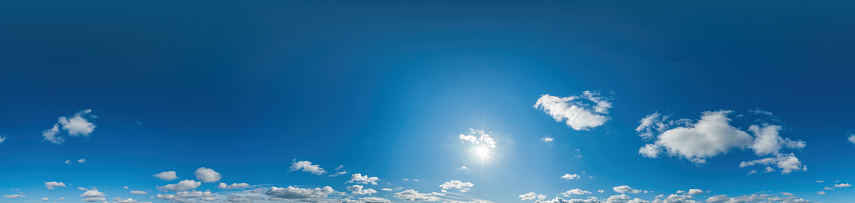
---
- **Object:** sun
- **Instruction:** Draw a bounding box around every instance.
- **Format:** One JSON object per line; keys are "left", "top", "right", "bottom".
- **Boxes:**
{"left": 474, "top": 146, "right": 491, "bottom": 159}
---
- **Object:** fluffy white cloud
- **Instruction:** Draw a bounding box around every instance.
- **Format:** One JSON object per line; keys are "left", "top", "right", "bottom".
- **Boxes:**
{"left": 439, "top": 180, "right": 474, "bottom": 192}
{"left": 113, "top": 197, "right": 144, "bottom": 203}
{"left": 606, "top": 194, "right": 630, "bottom": 203}
{"left": 77, "top": 158, "right": 86, "bottom": 163}
{"left": 849, "top": 134, "right": 855, "bottom": 144}
{"left": 519, "top": 192, "right": 546, "bottom": 200}
{"left": 174, "top": 190, "right": 213, "bottom": 198}
{"left": 0, "top": 135, "right": 5, "bottom": 145}
{"left": 637, "top": 110, "right": 807, "bottom": 172}
{"left": 381, "top": 187, "right": 402, "bottom": 191}
{"left": 218, "top": 183, "right": 249, "bottom": 190}
{"left": 393, "top": 189, "right": 442, "bottom": 202}
{"left": 157, "top": 180, "right": 201, "bottom": 191}
{"left": 536, "top": 196, "right": 600, "bottom": 203}
{"left": 687, "top": 189, "right": 703, "bottom": 195}
{"left": 194, "top": 167, "right": 222, "bottom": 183}
{"left": 613, "top": 186, "right": 641, "bottom": 194}
{"left": 543, "top": 137, "right": 554, "bottom": 143}
{"left": 41, "top": 197, "right": 48, "bottom": 201}
{"left": 834, "top": 183, "right": 851, "bottom": 188}
{"left": 706, "top": 194, "right": 728, "bottom": 202}
{"left": 561, "top": 189, "right": 591, "bottom": 196}
{"left": 45, "top": 181, "right": 67, "bottom": 189}
{"left": 43, "top": 109, "right": 97, "bottom": 144}
{"left": 817, "top": 191, "right": 826, "bottom": 195}
{"left": 459, "top": 129, "right": 497, "bottom": 149}
{"left": 347, "top": 173, "right": 379, "bottom": 185}
{"left": 80, "top": 190, "right": 106, "bottom": 202}
{"left": 153, "top": 171, "right": 178, "bottom": 181}
{"left": 534, "top": 91, "right": 612, "bottom": 130}
{"left": 359, "top": 197, "right": 393, "bottom": 203}
{"left": 129, "top": 190, "right": 147, "bottom": 195}
{"left": 347, "top": 185, "right": 378, "bottom": 195}
{"left": 561, "top": 174, "right": 581, "bottom": 180}
{"left": 4, "top": 194, "right": 25, "bottom": 199}
{"left": 265, "top": 186, "right": 335, "bottom": 199}
{"left": 738, "top": 153, "right": 807, "bottom": 174}
{"left": 289, "top": 160, "right": 325, "bottom": 175}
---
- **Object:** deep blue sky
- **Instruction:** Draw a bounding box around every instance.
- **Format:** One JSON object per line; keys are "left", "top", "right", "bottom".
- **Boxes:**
{"left": 1, "top": 1, "right": 854, "bottom": 202}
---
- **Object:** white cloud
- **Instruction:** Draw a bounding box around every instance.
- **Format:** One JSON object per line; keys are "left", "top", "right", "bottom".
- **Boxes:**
{"left": 80, "top": 190, "right": 106, "bottom": 202}
{"left": 0, "top": 135, "right": 5, "bottom": 144}
{"left": 439, "top": 180, "right": 474, "bottom": 192}
{"left": 738, "top": 153, "right": 807, "bottom": 174}
{"left": 459, "top": 129, "right": 497, "bottom": 149}
{"left": 658, "top": 194, "right": 694, "bottom": 202}
{"left": 706, "top": 194, "right": 728, "bottom": 202}
{"left": 519, "top": 192, "right": 546, "bottom": 200}
{"left": 834, "top": 183, "right": 851, "bottom": 188}
{"left": 4, "top": 194, "right": 25, "bottom": 199}
{"left": 824, "top": 186, "right": 834, "bottom": 190}
{"left": 41, "top": 197, "right": 48, "bottom": 201}
{"left": 43, "top": 109, "right": 97, "bottom": 144}
{"left": 129, "top": 190, "right": 147, "bottom": 195}
{"left": 265, "top": 186, "right": 335, "bottom": 199}
{"left": 543, "top": 137, "right": 554, "bottom": 143}
{"left": 218, "top": 183, "right": 250, "bottom": 190}
{"left": 817, "top": 191, "right": 826, "bottom": 195}
{"left": 359, "top": 197, "right": 392, "bottom": 203}
{"left": 45, "top": 181, "right": 67, "bottom": 189}
{"left": 561, "top": 174, "right": 581, "bottom": 180}
{"left": 598, "top": 190, "right": 604, "bottom": 193}
{"left": 637, "top": 110, "right": 808, "bottom": 173}
{"left": 175, "top": 190, "right": 213, "bottom": 198}
{"left": 194, "top": 167, "right": 222, "bottom": 183}
{"left": 606, "top": 194, "right": 630, "bottom": 203}
{"left": 849, "top": 134, "right": 855, "bottom": 144}
{"left": 58, "top": 197, "right": 65, "bottom": 200}
{"left": 289, "top": 160, "right": 325, "bottom": 175}
{"left": 113, "top": 198, "right": 142, "bottom": 203}
{"left": 77, "top": 158, "right": 86, "bottom": 163}
{"left": 153, "top": 171, "right": 178, "bottom": 181}
{"left": 393, "top": 189, "right": 442, "bottom": 202}
{"left": 560, "top": 189, "right": 591, "bottom": 196}
{"left": 156, "top": 180, "right": 201, "bottom": 191}
{"left": 347, "top": 185, "right": 378, "bottom": 195}
{"left": 613, "top": 186, "right": 641, "bottom": 194}
{"left": 329, "top": 171, "right": 348, "bottom": 177}
{"left": 687, "top": 189, "right": 703, "bottom": 195}
{"left": 534, "top": 91, "right": 612, "bottom": 130}
{"left": 65, "top": 160, "right": 71, "bottom": 164}
{"left": 347, "top": 173, "right": 379, "bottom": 185}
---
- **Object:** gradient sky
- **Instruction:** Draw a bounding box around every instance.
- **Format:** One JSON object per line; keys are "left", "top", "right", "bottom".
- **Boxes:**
{"left": 1, "top": 1, "right": 854, "bottom": 203}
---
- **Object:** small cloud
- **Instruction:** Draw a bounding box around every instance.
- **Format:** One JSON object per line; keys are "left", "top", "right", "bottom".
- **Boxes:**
{"left": 129, "top": 190, "right": 147, "bottom": 195}
{"left": 534, "top": 91, "right": 612, "bottom": 131}
{"left": 65, "top": 160, "right": 71, "bottom": 164}
{"left": 77, "top": 158, "right": 86, "bottom": 163}
{"left": 834, "top": 183, "right": 851, "bottom": 188}
{"left": 45, "top": 181, "right": 67, "bottom": 190}
{"left": 613, "top": 185, "right": 641, "bottom": 194}
{"left": 560, "top": 174, "right": 580, "bottom": 180}
{"left": 459, "top": 166, "right": 469, "bottom": 172}
{"left": 817, "top": 191, "right": 826, "bottom": 195}
{"left": 194, "top": 167, "right": 222, "bottom": 183}
{"left": 153, "top": 171, "right": 178, "bottom": 181}
{"left": 439, "top": 180, "right": 474, "bottom": 193}
{"left": 347, "top": 173, "right": 379, "bottom": 185}
{"left": 43, "top": 109, "right": 97, "bottom": 144}
{"left": 543, "top": 137, "right": 554, "bottom": 143}
{"left": 217, "top": 183, "right": 249, "bottom": 190}
{"left": 289, "top": 160, "right": 325, "bottom": 175}
{"left": 848, "top": 134, "right": 855, "bottom": 144}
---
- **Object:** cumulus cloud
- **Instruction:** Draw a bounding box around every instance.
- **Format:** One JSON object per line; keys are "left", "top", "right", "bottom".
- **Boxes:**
{"left": 393, "top": 189, "right": 442, "bottom": 202}
{"left": 4, "top": 194, "right": 25, "bottom": 199}
{"left": 834, "top": 183, "right": 851, "bottom": 188}
{"left": 534, "top": 91, "right": 612, "bottom": 130}
{"left": 849, "top": 134, "right": 855, "bottom": 144}
{"left": 129, "top": 190, "right": 147, "bottom": 195}
{"left": 543, "top": 137, "right": 554, "bottom": 143}
{"left": 738, "top": 153, "right": 807, "bottom": 174}
{"left": 636, "top": 110, "right": 807, "bottom": 173}
{"left": 194, "top": 167, "right": 222, "bottom": 183}
{"left": 519, "top": 192, "right": 546, "bottom": 201}
{"left": 218, "top": 183, "right": 250, "bottom": 190}
{"left": 459, "top": 129, "right": 497, "bottom": 149}
{"left": 347, "top": 173, "right": 379, "bottom": 185}
{"left": 45, "top": 181, "right": 67, "bottom": 189}
{"left": 153, "top": 171, "right": 178, "bottom": 181}
{"left": 43, "top": 109, "right": 97, "bottom": 144}
{"left": 347, "top": 185, "right": 378, "bottom": 195}
{"left": 289, "top": 160, "right": 325, "bottom": 175}
{"left": 77, "top": 158, "right": 86, "bottom": 163}
{"left": 606, "top": 194, "right": 630, "bottom": 203}
{"left": 157, "top": 180, "right": 201, "bottom": 191}
{"left": 265, "top": 186, "right": 335, "bottom": 199}
{"left": 561, "top": 174, "right": 581, "bottom": 180}
{"left": 560, "top": 189, "right": 591, "bottom": 196}
{"left": 687, "top": 189, "right": 703, "bottom": 195}
{"left": 80, "top": 190, "right": 106, "bottom": 202}
{"left": 613, "top": 186, "right": 641, "bottom": 194}
{"left": 706, "top": 194, "right": 728, "bottom": 202}
{"left": 439, "top": 180, "right": 474, "bottom": 192}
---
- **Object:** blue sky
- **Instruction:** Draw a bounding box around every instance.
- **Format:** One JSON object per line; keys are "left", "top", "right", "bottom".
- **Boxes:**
{"left": 1, "top": 0, "right": 855, "bottom": 203}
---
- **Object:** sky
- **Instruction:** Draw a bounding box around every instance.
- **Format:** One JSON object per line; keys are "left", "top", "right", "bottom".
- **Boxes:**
{"left": 1, "top": 0, "right": 855, "bottom": 203}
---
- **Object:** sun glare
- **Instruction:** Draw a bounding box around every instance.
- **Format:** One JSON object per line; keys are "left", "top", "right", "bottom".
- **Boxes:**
{"left": 474, "top": 146, "right": 491, "bottom": 159}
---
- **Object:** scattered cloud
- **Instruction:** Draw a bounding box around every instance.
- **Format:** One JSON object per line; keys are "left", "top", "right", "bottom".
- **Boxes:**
{"left": 560, "top": 189, "right": 591, "bottom": 196}
{"left": 265, "top": 186, "right": 336, "bottom": 199}
{"left": 613, "top": 185, "right": 641, "bottom": 194}
{"left": 4, "top": 194, "right": 25, "bottom": 199}
{"left": 817, "top": 191, "right": 826, "bottom": 195}
{"left": 43, "top": 109, "right": 97, "bottom": 144}
{"left": 77, "top": 158, "right": 86, "bottom": 163}
{"left": 218, "top": 183, "right": 250, "bottom": 190}
{"left": 45, "top": 181, "right": 67, "bottom": 190}
{"left": 687, "top": 189, "right": 703, "bottom": 195}
{"left": 290, "top": 160, "right": 325, "bottom": 175}
{"left": 459, "top": 129, "right": 497, "bottom": 149}
{"left": 347, "top": 173, "right": 379, "bottom": 185}
{"left": 0, "top": 135, "right": 5, "bottom": 145}
{"left": 834, "top": 183, "right": 851, "bottom": 188}
{"left": 519, "top": 192, "right": 546, "bottom": 201}
{"left": 739, "top": 153, "right": 807, "bottom": 174}
{"left": 80, "top": 190, "right": 107, "bottom": 202}
{"left": 129, "top": 190, "right": 147, "bottom": 195}
{"left": 439, "top": 180, "right": 474, "bottom": 192}
{"left": 543, "top": 137, "right": 554, "bottom": 143}
{"left": 393, "top": 189, "right": 442, "bottom": 202}
{"left": 561, "top": 174, "right": 580, "bottom": 180}
{"left": 157, "top": 180, "right": 201, "bottom": 191}
{"left": 347, "top": 185, "right": 378, "bottom": 195}
{"left": 153, "top": 171, "right": 178, "bottom": 181}
{"left": 534, "top": 91, "right": 612, "bottom": 130}
{"left": 849, "top": 134, "right": 855, "bottom": 144}
{"left": 194, "top": 167, "right": 222, "bottom": 183}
